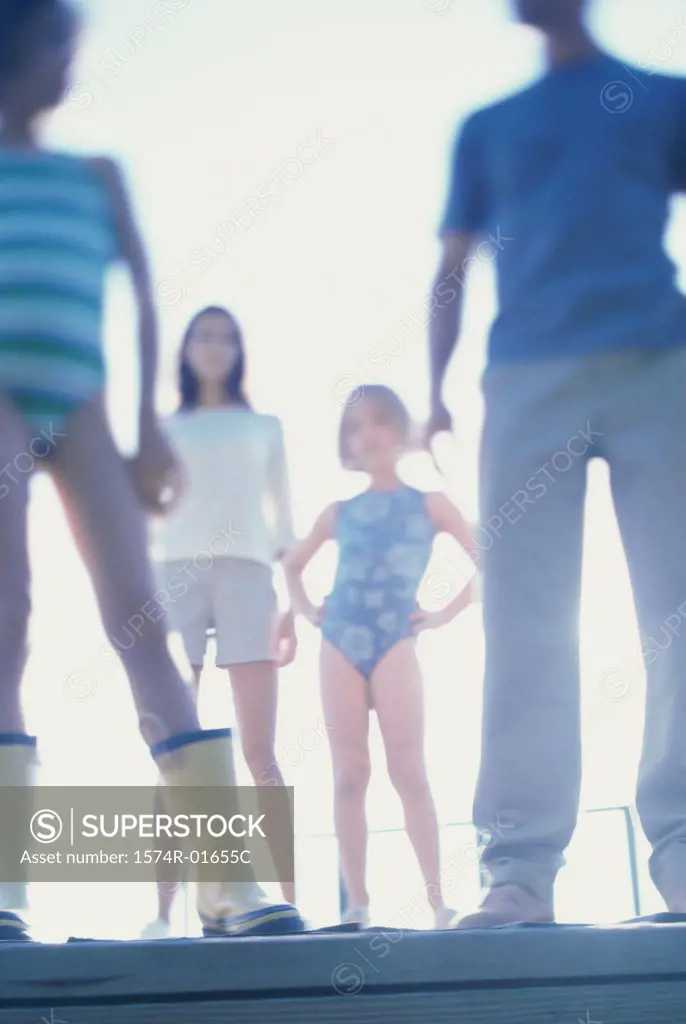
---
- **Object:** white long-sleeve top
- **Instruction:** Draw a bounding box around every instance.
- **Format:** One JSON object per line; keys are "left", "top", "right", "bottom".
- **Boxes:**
{"left": 152, "top": 406, "right": 295, "bottom": 567}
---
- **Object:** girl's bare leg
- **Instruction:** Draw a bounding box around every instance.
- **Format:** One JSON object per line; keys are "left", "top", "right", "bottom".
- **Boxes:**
{"left": 371, "top": 638, "right": 446, "bottom": 919}
{"left": 49, "top": 401, "right": 197, "bottom": 743}
{"left": 229, "top": 661, "right": 295, "bottom": 905}
{"left": 320, "top": 640, "right": 371, "bottom": 912}
{"left": 0, "top": 398, "right": 32, "bottom": 732}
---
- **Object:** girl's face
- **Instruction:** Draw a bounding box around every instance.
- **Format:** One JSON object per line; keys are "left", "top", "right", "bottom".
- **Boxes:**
{"left": 343, "top": 397, "right": 404, "bottom": 472}
{"left": 184, "top": 313, "right": 241, "bottom": 385}
{"left": 5, "top": 3, "right": 76, "bottom": 115}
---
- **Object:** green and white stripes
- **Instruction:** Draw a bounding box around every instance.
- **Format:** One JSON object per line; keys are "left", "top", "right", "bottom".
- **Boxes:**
{"left": 0, "top": 151, "right": 116, "bottom": 430}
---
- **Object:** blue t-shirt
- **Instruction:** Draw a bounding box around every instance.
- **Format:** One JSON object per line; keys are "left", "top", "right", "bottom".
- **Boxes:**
{"left": 441, "top": 53, "right": 686, "bottom": 363}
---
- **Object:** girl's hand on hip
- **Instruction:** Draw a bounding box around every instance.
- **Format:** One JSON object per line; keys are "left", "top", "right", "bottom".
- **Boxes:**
{"left": 410, "top": 607, "right": 449, "bottom": 633}
{"left": 303, "top": 603, "right": 323, "bottom": 628}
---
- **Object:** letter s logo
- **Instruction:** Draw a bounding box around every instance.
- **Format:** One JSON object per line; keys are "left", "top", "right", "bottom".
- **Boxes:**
{"left": 30, "top": 810, "right": 63, "bottom": 844}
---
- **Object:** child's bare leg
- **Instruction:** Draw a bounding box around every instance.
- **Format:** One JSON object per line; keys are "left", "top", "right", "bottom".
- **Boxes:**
{"left": 0, "top": 398, "right": 32, "bottom": 732}
{"left": 0, "top": 398, "right": 38, "bottom": 924}
{"left": 49, "top": 401, "right": 196, "bottom": 741}
{"left": 320, "top": 640, "right": 371, "bottom": 913}
{"left": 372, "top": 639, "right": 447, "bottom": 921}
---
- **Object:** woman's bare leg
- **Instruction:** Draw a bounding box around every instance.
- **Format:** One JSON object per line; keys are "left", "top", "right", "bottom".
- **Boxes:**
{"left": 229, "top": 661, "right": 295, "bottom": 905}
{"left": 320, "top": 640, "right": 371, "bottom": 912}
{"left": 371, "top": 639, "right": 446, "bottom": 919}
{"left": 49, "top": 401, "right": 197, "bottom": 742}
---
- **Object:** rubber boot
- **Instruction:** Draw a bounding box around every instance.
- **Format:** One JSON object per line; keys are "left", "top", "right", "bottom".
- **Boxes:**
{"left": 0, "top": 735, "right": 38, "bottom": 941}
{"left": 153, "top": 728, "right": 304, "bottom": 937}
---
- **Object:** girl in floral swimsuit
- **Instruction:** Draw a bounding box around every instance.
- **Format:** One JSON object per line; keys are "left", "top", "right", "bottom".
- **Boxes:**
{"left": 285, "top": 385, "right": 479, "bottom": 928}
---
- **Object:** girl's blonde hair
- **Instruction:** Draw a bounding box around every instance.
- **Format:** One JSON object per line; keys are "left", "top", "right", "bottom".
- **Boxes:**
{"left": 338, "top": 384, "right": 412, "bottom": 470}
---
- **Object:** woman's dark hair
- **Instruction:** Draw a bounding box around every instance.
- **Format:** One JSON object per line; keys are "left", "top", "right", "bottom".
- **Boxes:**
{"left": 338, "top": 384, "right": 411, "bottom": 469}
{"left": 0, "top": 0, "right": 73, "bottom": 81}
{"left": 178, "top": 306, "right": 250, "bottom": 410}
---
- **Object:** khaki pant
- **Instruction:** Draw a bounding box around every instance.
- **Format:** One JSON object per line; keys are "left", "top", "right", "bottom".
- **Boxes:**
{"left": 475, "top": 347, "right": 686, "bottom": 907}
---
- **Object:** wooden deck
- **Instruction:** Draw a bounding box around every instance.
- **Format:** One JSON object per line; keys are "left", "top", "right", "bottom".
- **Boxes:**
{"left": 1, "top": 921, "right": 686, "bottom": 1022}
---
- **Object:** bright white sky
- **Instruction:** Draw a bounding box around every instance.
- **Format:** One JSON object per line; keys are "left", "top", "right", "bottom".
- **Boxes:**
{"left": 20, "top": 0, "right": 686, "bottom": 937}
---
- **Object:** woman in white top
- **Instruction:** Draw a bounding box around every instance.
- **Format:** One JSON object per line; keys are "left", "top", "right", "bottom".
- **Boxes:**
{"left": 143, "top": 305, "right": 298, "bottom": 937}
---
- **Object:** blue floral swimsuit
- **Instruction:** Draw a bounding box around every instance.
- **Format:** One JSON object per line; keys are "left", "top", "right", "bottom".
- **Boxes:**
{"left": 321, "top": 485, "right": 436, "bottom": 698}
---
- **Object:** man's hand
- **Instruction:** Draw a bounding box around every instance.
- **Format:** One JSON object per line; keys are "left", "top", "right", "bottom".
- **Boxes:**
{"left": 425, "top": 400, "right": 453, "bottom": 447}
{"left": 129, "top": 419, "right": 183, "bottom": 514}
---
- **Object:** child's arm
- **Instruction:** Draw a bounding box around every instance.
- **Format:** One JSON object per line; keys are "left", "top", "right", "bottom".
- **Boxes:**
{"left": 89, "top": 157, "right": 179, "bottom": 511}
{"left": 282, "top": 504, "right": 338, "bottom": 626}
{"left": 426, "top": 491, "right": 480, "bottom": 566}
{"left": 413, "top": 491, "right": 480, "bottom": 631}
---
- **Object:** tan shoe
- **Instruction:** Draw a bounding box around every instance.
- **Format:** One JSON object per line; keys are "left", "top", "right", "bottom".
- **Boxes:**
{"left": 434, "top": 906, "right": 457, "bottom": 929}
{"left": 453, "top": 883, "right": 554, "bottom": 929}
{"left": 140, "top": 918, "right": 171, "bottom": 940}
{"left": 342, "top": 906, "right": 370, "bottom": 928}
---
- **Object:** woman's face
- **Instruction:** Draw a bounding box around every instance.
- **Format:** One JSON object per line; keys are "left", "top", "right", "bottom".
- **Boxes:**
{"left": 343, "top": 397, "right": 403, "bottom": 472}
{"left": 183, "top": 313, "right": 241, "bottom": 385}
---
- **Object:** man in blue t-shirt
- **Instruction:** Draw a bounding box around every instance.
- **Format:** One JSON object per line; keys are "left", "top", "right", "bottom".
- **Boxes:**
{"left": 428, "top": 0, "right": 686, "bottom": 927}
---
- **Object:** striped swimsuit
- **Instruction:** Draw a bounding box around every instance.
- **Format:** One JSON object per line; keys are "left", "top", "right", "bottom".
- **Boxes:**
{"left": 0, "top": 151, "right": 116, "bottom": 436}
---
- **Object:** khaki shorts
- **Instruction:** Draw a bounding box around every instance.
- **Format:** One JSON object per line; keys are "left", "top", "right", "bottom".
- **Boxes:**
{"left": 158, "top": 557, "right": 277, "bottom": 668}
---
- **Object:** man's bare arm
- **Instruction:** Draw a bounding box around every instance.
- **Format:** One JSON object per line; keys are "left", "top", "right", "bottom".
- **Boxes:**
{"left": 429, "top": 230, "right": 476, "bottom": 411}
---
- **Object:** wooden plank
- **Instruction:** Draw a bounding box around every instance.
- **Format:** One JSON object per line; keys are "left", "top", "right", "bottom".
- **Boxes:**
{"left": 1, "top": 924, "right": 686, "bottom": 1007}
{"left": 3, "top": 981, "right": 686, "bottom": 1023}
